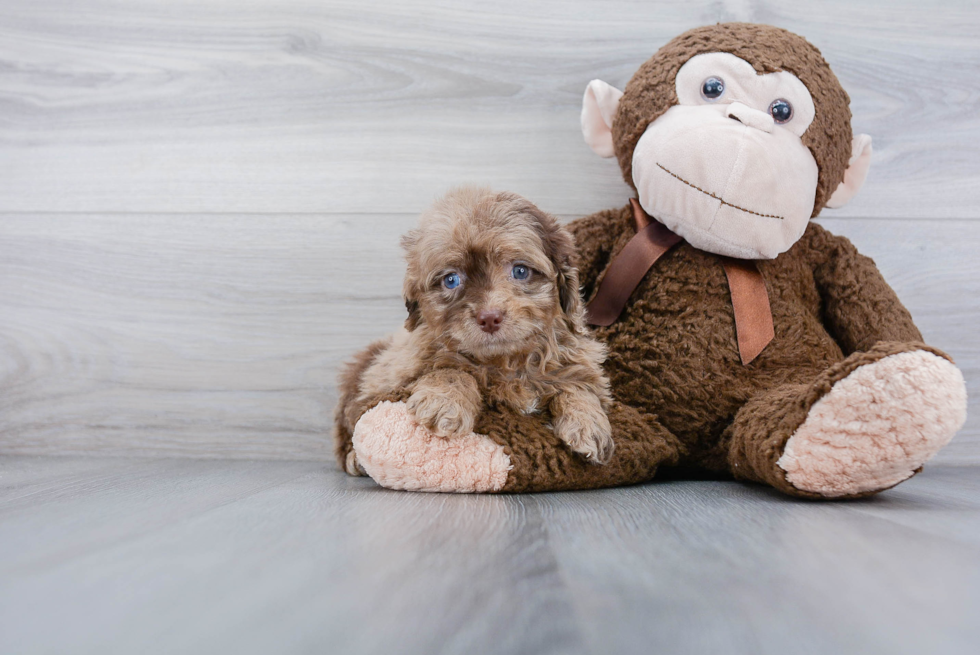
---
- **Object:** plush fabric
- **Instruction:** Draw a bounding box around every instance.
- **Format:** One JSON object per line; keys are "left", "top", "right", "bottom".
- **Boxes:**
{"left": 581, "top": 80, "right": 623, "bottom": 158}
{"left": 340, "top": 23, "right": 967, "bottom": 498}
{"left": 674, "top": 54, "right": 815, "bottom": 138}
{"left": 777, "top": 351, "right": 967, "bottom": 497}
{"left": 354, "top": 402, "right": 511, "bottom": 493}
{"left": 612, "top": 23, "right": 853, "bottom": 216}
{"left": 825, "top": 134, "right": 874, "bottom": 209}
{"left": 631, "top": 103, "right": 819, "bottom": 258}
{"left": 345, "top": 209, "right": 966, "bottom": 497}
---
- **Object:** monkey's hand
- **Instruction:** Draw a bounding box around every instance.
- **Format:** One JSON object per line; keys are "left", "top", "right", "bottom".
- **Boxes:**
{"left": 406, "top": 369, "right": 482, "bottom": 439}
{"left": 551, "top": 390, "right": 614, "bottom": 465}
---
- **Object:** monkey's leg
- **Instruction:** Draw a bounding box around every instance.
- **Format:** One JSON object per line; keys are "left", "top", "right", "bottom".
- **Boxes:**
{"left": 724, "top": 342, "right": 966, "bottom": 499}
{"left": 487, "top": 401, "right": 684, "bottom": 492}
{"left": 350, "top": 400, "right": 684, "bottom": 493}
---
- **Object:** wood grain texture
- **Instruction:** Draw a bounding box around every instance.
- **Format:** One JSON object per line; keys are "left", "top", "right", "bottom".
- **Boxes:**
{"left": 0, "top": 0, "right": 977, "bottom": 464}
{"left": 1, "top": 456, "right": 979, "bottom": 655}
{"left": 0, "top": 0, "right": 978, "bottom": 217}
{"left": 0, "top": 213, "right": 412, "bottom": 461}
{"left": 1, "top": 4, "right": 976, "bottom": 650}
{"left": 0, "top": 215, "right": 977, "bottom": 462}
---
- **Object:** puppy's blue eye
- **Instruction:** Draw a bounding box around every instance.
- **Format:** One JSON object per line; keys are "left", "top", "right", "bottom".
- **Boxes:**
{"left": 511, "top": 264, "right": 530, "bottom": 280}
{"left": 769, "top": 99, "right": 793, "bottom": 123}
{"left": 443, "top": 272, "right": 461, "bottom": 289}
{"left": 701, "top": 77, "right": 725, "bottom": 101}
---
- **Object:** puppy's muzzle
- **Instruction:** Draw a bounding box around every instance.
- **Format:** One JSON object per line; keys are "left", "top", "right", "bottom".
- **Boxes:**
{"left": 477, "top": 309, "right": 504, "bottom": 334}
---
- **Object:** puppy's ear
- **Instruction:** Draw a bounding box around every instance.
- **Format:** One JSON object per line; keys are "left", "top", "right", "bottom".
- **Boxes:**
{"left": 400, "top": 229, "right": 424, "bottom": 332}
{"left": 511, "top": 198, "right": 585, "bottom": 329}
{"left": 548, "top": 230, "right": 585, "bottom": 325}
{"left": 404, "top": 298, "right": 421, "bottom": 331}
{"left": 556, "top": 261, "right": 583, "bottom": 319}
{"left": 494, "top": 192, "right": 586, "bottom": 329}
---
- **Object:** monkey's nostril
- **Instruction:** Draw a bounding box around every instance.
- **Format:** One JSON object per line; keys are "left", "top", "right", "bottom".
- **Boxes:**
{"left": 724, "top": 101, "right": 774, "bottom": 133}
{"left": 476, "top": 309, "right": 504, "bottom": 334}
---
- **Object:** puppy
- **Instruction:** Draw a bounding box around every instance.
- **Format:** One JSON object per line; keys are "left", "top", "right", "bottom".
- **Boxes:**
{"left": 334, "top": 187, "right": 613, "bottom": 476}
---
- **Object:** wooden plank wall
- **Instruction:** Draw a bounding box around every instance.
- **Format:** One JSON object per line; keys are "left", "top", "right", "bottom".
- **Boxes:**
{"left": 1, "top": 0, "right": 978, "bottom": 463}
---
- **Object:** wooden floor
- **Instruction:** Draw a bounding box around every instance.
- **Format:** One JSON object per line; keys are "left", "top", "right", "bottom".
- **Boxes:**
{"left": 2, "top": 0, "right": 979, "bottom": 652}
{"left": 1, "top": 456, "right": 979, "bottom": 655}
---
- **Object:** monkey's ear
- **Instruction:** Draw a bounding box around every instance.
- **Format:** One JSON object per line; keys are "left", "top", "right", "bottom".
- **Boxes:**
{"left": 581, "top": 80, "right": 623, "bottom": 158}
{"left": 825, "top": 134, "right": 873, "bottom": 209}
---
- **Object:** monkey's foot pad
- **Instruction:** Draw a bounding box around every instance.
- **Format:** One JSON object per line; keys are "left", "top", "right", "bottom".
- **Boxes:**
{"left": 778, "top": 351, "right": 967, "bottom": 497}
{"left": 353, "top": 401, "right": 512, "bottom": 493}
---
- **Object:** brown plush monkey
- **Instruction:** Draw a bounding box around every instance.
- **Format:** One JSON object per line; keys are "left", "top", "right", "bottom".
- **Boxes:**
{"left": 340, "top": 23, "right": 967, "bottom": 498}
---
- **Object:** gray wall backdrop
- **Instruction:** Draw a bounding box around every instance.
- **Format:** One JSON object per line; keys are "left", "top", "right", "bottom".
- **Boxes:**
{"left": 1, "top": 0, "right": 977, "bottom": 463}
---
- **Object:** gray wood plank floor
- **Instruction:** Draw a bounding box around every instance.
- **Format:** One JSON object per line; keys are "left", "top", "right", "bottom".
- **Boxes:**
{"left": 1, "top": 456, "right": 978, "bottom": 655}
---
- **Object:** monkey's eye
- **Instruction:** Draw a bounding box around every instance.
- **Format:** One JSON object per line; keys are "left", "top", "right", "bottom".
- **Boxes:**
{"left": 769, "top": 99, "right": 793, "bottom": 123}
{"left": 511, "top": 264, "right": 531, "bottom": 281}
{"left": 443, "top": 272, "right": 462, "bottom": 289}
{"left": 700, "top": 77, "right": 725, "bottom": 101}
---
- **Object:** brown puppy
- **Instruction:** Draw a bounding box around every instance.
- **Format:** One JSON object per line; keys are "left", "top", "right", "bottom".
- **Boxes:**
{"left": 335, "top": 187, "right": 613, "bottom": 475}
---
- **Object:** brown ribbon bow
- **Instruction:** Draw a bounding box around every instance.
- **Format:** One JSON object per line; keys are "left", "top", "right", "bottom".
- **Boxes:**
{"left": 585, "top": 199, "right": 774, "bottom": 365}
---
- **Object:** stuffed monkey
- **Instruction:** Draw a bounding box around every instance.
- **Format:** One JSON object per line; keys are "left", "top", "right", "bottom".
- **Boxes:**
{"left": 338, "top": 23, "right": 967, "bottom": 498}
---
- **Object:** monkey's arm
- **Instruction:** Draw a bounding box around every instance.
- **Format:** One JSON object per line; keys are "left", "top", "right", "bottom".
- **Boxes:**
{"left": 566, "top": 204, "right": 634, "bottom": 298}
{"left": 807, "top": 223, "right": 922, "bottom": 355}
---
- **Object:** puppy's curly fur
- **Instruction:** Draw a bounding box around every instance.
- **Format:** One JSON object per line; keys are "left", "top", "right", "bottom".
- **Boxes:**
{"left": 334, "top": 187, "right": 613, "bottom": 475}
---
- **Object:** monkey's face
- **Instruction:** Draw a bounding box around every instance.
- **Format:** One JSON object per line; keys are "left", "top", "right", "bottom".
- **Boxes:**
{"left": 632, "top": 53, "right": 819, "bottom": 259}
{"left": 581, "top": 24, "right": 873, "bottom": 261}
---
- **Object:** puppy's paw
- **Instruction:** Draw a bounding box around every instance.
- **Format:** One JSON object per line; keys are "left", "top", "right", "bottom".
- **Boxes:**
{"left": 554, "top": 397, "right": 614, "bottom": 465}
{"left": 406, "top": 387, "right": 476, "bottom": 439}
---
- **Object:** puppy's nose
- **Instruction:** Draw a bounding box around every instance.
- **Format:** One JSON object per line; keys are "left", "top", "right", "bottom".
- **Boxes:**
{"left": 476, "top": 309, "right": 504, "bottom": 334}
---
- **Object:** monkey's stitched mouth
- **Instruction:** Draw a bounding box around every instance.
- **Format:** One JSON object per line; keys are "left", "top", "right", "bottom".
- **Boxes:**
{"left": 656, "top": 163, "right": 784, "bottom": 220}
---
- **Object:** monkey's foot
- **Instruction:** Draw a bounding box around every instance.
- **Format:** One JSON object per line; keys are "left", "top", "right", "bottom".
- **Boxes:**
{"left": 778, "top": 350, "right": 967, "bottom": 497}
{"left": 352, "top": 401, "right": 512, "bottom": 493}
